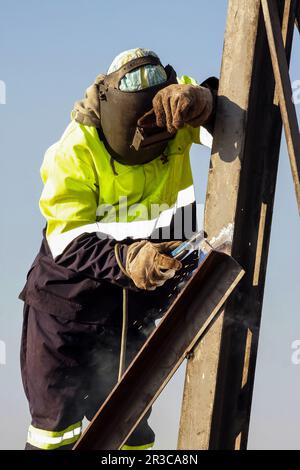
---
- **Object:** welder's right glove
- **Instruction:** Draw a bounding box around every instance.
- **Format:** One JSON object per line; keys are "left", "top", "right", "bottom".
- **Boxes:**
{"left": 115, "top": 240, "right": 182, "bottom": 291}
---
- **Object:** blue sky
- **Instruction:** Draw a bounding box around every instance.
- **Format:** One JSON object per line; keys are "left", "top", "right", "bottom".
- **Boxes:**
{"left": 0, "top": 0, "right": 299, "bottom": 449}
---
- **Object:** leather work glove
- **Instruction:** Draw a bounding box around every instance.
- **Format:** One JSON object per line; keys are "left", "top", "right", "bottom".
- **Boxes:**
{"left": 116, "top": 240, "right": 182, "bottom": 291}
{"left": 138, "top": 84, "right": 214, "bottom": 134}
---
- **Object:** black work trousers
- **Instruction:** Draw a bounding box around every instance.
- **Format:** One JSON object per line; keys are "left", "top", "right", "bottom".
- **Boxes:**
{"left": 21, "top": 304, "right": 155, "bottom": 450}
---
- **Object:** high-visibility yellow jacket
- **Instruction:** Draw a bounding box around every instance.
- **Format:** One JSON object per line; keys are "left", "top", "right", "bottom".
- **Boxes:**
{"left": 40, "top": 75, "right": 209, "bottom": 259}
{"left": 19, "top": 75, "right": 214, "bottom": 323}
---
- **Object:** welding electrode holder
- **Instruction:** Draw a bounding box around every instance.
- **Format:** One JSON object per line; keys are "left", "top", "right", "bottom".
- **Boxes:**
{"left": 131, "top": 117, "right": 175, "bottom": 152}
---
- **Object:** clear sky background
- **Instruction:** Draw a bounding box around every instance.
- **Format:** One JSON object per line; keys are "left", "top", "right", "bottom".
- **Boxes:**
{"left": 0, "top": 0, "right": 299, "bottom": 450}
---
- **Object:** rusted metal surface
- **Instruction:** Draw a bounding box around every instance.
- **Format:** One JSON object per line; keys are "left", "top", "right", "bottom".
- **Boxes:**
{"left": 74, "top": 251, "right": 244, "bottom": 450}
{"left": 274, "top": 0, "right": 291, "bottom": 106}
{"left": 178, "top": 0, "right": 296, "bottom": 450}
{"left": 262, "top": 0, "right": 300, "bottom": 213}
{"left": 178, "top": 0, "right": 262, "bottom": 450}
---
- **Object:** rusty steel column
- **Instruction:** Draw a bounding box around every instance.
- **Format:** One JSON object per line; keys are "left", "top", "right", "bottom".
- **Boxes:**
{"left": 178, "top": 0, "right": 296, "bottom": 450}
{"left": 262, "top": 0, "right": 300, "bottom": 212}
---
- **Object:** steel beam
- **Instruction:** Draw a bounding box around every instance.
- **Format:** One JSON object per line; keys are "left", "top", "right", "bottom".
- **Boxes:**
{"left": 178, "top": 0, "right": 296, "bottom": 450}
{"left": 262, "top": 0, "right": 300, "bottom": 213}
{"left": 74, "top": 251, "right": 244, "bottom": 450}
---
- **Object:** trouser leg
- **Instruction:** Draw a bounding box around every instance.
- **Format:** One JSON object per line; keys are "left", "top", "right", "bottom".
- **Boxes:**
{"left": 24, "top": 441, "right": 75, "bottom": 450}
{"left": 21, "top": 305, "right": 155, "bottom": 450}
{"left": 85, "top": 324, "right": 155, "bottom": 449}
{"left": 20, "top": 305, "right": 87, "bottom": 450}
{"left": 121, "top": 408, "right": 155, "bottom": 450}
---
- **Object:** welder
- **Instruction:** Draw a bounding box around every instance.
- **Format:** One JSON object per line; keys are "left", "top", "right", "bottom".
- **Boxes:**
{"left": 19, "top": 48, "right": 217, "bottom": 450}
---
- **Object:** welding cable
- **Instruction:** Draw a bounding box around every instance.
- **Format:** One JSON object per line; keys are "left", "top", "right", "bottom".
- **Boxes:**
{"left": 114, "top": 243, "right": 130, "bottom": 381}
{"left": 118, "top": 287, "right": 128, "bottom": 382}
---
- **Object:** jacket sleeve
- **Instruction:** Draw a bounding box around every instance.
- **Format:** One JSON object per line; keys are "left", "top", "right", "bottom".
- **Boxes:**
{"left": 55, "top": 232, "right": 132, "bottom": 289}
{"left": 200, "top": 76, "right": 219, "bottom": 136}
{"left": 39, "top": 136, "right": 133, "bottom": 289}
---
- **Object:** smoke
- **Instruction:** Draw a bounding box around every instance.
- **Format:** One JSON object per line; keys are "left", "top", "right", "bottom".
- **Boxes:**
{"left": 209, "top": 223, "right": 234, "bottom": 249}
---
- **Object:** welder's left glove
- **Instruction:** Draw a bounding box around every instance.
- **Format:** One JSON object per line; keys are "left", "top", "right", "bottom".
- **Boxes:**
{"left": 138, "top": 84, "right": 214, "bottom": 134}
{"left": 115, "top": 240, "right": 182, "bottom": 291}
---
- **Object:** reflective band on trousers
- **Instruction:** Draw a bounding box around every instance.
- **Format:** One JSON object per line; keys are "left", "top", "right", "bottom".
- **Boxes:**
{"left": 27, "top": 421, "right": 82, "bottom": 450}
{"left": 121, "top": 441, "right": 155, "bottom": 450}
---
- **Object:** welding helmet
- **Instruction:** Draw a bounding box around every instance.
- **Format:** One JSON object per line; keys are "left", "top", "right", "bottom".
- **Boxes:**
{"left": 99, "top": 52, "right": 177, "bottom": 165}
